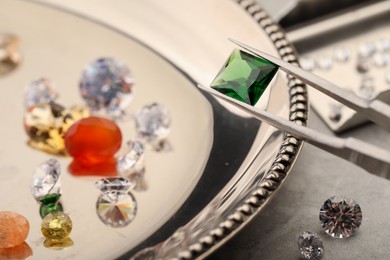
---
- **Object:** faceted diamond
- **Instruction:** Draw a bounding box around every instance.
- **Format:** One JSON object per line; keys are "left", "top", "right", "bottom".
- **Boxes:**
{"left": 376, "top": 38, "right": 390, "bottom": 52}
{"left": 80, "top": 58, "right": 135, "bottom": 118}
{"left": 0, "top": 212, "right": 30, "bottom": 249}
{"left": 358, "top": 42, "right": 376, "bottom": 58}
{"left": 24, "top": 78, "right": 58, "bottom": 109}
{"left": 316, "top": 55, "right": 333, "bottom": 70}
{"left": 136, "top": 103, "right": 171, "bottom": 142}
{"left": 117, "top": 140, "right": 145, "bottom": 178}
{"left": 300, "top": 57, "right": 315, "bottom": 71}
{"left": 95, "top": 177, "right": 135, "bottom": 194}
{"left": 41, "top": 212, "right": 72, "bottom": 241}
{"left": 211, "top": 48, "right": 278, "bottom": 106}
{"left": 333, "top": 46, "right": 351, "bottom": 62}
{"left": 24, "top": 102, "right": 90, "bottom": 155}
{"left": 0, "top": 34, "right": 21, "bottom": 75}
{"left": 319, "top": 196, "right": 362, "bottom": 238}
{"left": 31, "top": 159, "right": 61, "bottom": 201}
{"left": 96, "top": 191, "right": 137, "bottom": 227}
{"left": 372, "top": 52, "right": 388, "bottom": 67}
{"left": 358, "top": 76, "right": 375, "bottom": 100}
{"left": 297, "top": 231, "right": 324, "bottom": 259}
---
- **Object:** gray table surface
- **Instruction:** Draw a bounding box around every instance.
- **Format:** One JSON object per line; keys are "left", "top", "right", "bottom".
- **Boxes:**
{"left": 211, "top": 110, "right": 390, "bottom": 259}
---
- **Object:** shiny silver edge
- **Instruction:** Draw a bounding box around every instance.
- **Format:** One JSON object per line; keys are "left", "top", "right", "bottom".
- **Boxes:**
{"left": 170, "top": 0, "right": 308, "bottom": 258}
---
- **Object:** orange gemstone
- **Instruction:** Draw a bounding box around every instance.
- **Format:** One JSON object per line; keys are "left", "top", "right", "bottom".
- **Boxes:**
{"left": 0, "top": 242, "right": 33, "bottom": 259}
{"left": 0, "top": 212, "right": 30, "bottom": 249}
{"left": 64, "top": 116, "right": 122, "bottom": 176}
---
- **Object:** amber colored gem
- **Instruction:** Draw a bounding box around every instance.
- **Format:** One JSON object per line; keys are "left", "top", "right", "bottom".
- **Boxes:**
{"left": 64, "top": 116, "right": 122, "bottom": 176}
{"left": 0, "top": 212, "right": 30, "bottom": 249}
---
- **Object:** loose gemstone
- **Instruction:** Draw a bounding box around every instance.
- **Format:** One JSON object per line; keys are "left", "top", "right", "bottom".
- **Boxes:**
{"left": 41, "top": 212, "right": 72, "bottom": 241}
{"left": 333, "top": 46, "right": 351, "bottom": 62}
{"left": 297, "top": 231, "right": 324, "bottom": 259}
{"left": 24, "top": 102, "right": 90, "bottom": 155}
{"left": 300, "top": 57, "right": 315, "bottom": 71}
{"left": 135, "top": 103, "right": 171, "bottom": 143}
{"left": 96, "top": 191, "right": 137, "bottom": 227}
{"left": 316, "top": 55, "right": 333, "bottom": 70}
{"left": 39, "top": 193, "right": 61, "bottom": 205}
{"left": 80, "top": 58, "right": 135, "bottom": 118}
{"left": 376, "top": 38, "right": 390, "bottom": 52}
{"left": 40, "top": 202, "right": 64, "bottom": 218}
{"left": 43, "top": 237, "right": 73, "bottom": 249}
{"left": 358, "top": 42, "right": 376, "bottom": 58}
{"left": 64, "top": 116, "right": 122, "bottom": 176}
{"left": 211, "top": 48, "right": 278, "bottom": 106}
{"left": 372, "top": 52, "right": 388, "bottom": 67}
{"left": 0, "top": 212, "right": 30, "bottom": 249}
{"left": 31, "top": 159, "right": 61, "bottom": 201}
{"left": 24, "top": 78, "right": 58, "bottom": 109}
{"left": 117, "top": 140, "right": 145, "bottom": 178}
{"left": 358, "top": 76, "right": 375, "bottom": 100}
{"left": 0, "top": 34, "right": 21, "bottom": 75}
{"left": 319, "top": 196, "right": 362, "bottom": 238}
{"left": 95, "top": 177, "right": 135, "bottom": 194}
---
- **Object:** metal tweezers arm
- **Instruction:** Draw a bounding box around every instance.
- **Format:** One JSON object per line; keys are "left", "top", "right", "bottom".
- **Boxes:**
{"left": 230, "top": 39, "right": 390, "bottom": 132}
{"left": 197, "top": 41, "right": 390, "bottom": 176}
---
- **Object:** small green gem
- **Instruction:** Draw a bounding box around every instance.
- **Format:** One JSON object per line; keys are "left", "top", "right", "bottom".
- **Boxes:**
{"left": 39, "top": 193, "right": 61, "bottom": 205}
{"left": 211, "top": 48, "right": 278, "bottom": 106}
{"left": 39, "top": 202, "right": 64, "bottom": 218}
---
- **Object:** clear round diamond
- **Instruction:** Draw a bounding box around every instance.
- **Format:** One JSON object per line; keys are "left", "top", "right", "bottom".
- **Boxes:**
{"left": 376, "top": 38, "right": 390, "bottom": 52}
{"left": 24, "top": 78, "right": 58, "bottom": 109}
{"left": 136, "top": 103, "right": 171, "bottom": 142}
{"left": 117, "top": 140, "right": 145, "bottom": 178}
{"left": 358, "top": 76, "right": 375, "bottom": 100}
{"left": 333, "top": 46, "right": 351, "bottom": 62}
{"left": 95, "top": 177, "right": 135, "bottom": 195}
{"left": 80, "top": 58, "right": 135, "bottom": 118}
{"left": 300, "top": 57, "right": 315, "bottom": 71}
{"left": 31, "top": 158, "right": 61, "bottom": 201}
{"left": 316, "top": 55, "right": 333, "bottom": 70}
{"left": 96, "top": 191, "right": 137, "bottom": 227}
{"left": 298, "top": 231, "right": 324, "bottom": 259}
{"left": 319, "top": 196, "right": 362, "bottom": 238}
{"left": 358, "top": 42, "right": 376, "bottom": 58}
{"left": 372, "top": 52, "right": 388, "bottom": 67}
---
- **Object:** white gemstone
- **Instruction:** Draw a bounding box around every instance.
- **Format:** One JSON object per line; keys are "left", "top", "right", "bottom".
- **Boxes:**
{"left": 96, "top": 191, "right": 137, "bottom": 227}
{"left": 117, "top": 140, "right": 145, "bottom": 178}
{"left": 372, "top": 52, "right": 388, "bottom": 67}
{"left": 333, "top": 46, "right": 351, "bottom": 62}
{"left": 24, "top": 78, "right": 58, "bottom": 109}
{"left": 136, "top": 103, "right": 171, "bottom": 142}
{"left": 300, "top": 57, "right": 315, "bottom": 71}
{"left": 297, "top": 231, "right": 324, "bottom": 259}
{"left": 31, "top": 158, "right": 61, "bottom": 201}
{"left": 95, "top": 177, "right": 135, "bottom": 195}
{"left": 80, "top": 58, "right": 135, "bottom": 118}
{"left": 376, "top": 38, "right": 390, "bottom": 52}
{"left": 358, "top": 42, "right": 376, "bottom": 58}
{"left": 358, "top": 76, "right": 375, "bottom": 100}
{"left": 316, "top": 55, "right": 333, "bottom": 70}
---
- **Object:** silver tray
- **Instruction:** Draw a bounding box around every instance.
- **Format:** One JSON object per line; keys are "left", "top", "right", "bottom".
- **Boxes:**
{"left": 0, "top": 0, "right": 307, "bottom": 259}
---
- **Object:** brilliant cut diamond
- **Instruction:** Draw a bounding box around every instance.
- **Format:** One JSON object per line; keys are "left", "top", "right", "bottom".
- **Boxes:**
{"left": 211, "top": 48, "right": 278, "bottom": 105}
{"left": 96, "top": 191, "right": 137, "bottom": 228}
{"left": 319, "top": 196, "right": 362, "bottom": 238}
{"left": 31, "top": 159, "right": 61, "bottom": 201}
{"left": 297, "top": 231, "right": 324, "bottom": 259}
{"left": 136, "top": 103, "right": 171, "bottom": 142}
{"left": 24, "top": 78, "right": 58, "bottom": 109}
{"left": 95, "top": 177, "right": 135, "bottom": 194}
{"left": 80, "top": 58, "right": 135, "bottom": 118}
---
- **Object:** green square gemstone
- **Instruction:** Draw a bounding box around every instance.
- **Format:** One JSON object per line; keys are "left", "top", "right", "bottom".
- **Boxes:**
{"left": 211, "top": 48, "right": 278, "bottom": 106}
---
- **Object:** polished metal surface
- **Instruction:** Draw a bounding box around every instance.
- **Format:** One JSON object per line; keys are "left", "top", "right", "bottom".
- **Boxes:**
{"left": 0, "top": 0, "right": 308, "bottom": 259}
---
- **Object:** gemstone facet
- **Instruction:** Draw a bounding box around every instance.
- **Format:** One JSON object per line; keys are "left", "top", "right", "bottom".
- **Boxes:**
{"left": 95, "top": 177, "right": 135, "bottom": 194}
{"left": 24, "top": 78, "right": 58, "bottom": 109}
{"left": 211, "top": 49, "right": 278, "bottom": 106}
{"left": 41, "top": 212, "right": 72, "bottom": 241}
{"left": 24, "top": 102, "right": 90, "bottom": 155}
{"left": 319, "top": 196, "right": 362, "bottom": 238}
{"left": 117, "top": 140, "right": 145, "bottom": 178}
{"left": 96, "top": 191, "right": 137, "bottom": 228}
{"left": 64, "top": 116, "right": 122, "bottom": 176}
{"left": 136, "top": 103, "right": 171, "bottom": 143}
{"left": 0, "top": 212, "right": 30, "bottom": 249}
{"left": 80, "top": 58, "right": 135, "bottom": 118}
{"left": 31, "top": 159, "right": 61, "bottom": 201}
{"left": 297, "top": 231, "right": 324, "bottom": 259}
{"left": 39, "top": 193, "right": 63, "bottom": 218}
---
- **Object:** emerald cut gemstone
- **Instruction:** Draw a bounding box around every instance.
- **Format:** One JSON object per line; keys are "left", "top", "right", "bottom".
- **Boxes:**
{"left": 211, "top": 48, "right": 278, "bottom": 106}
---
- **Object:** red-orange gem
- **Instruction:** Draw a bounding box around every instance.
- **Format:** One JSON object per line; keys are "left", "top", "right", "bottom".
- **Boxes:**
{"left": 64, "top": 116, "right": 122, "bottom": 176}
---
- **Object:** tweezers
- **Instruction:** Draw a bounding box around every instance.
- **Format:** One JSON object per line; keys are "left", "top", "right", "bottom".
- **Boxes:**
{"left": 197, "top": 40, "right": 390, "bottom": 176}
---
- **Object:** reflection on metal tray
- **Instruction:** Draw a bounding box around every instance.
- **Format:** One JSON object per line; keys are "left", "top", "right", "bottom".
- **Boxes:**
{"left": 286, "top": 0, "right": 390, "bottom": 132}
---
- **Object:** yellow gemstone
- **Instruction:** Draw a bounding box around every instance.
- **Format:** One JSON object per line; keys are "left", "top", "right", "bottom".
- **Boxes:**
{"left": 43, "top": 237, "right": 74, "bottom": 249}
{"left": 41, "top": 212, "right": 72, "bottom": 241}
{"left": 24, "top": 102, "right": 90, "bottom": 155}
